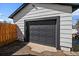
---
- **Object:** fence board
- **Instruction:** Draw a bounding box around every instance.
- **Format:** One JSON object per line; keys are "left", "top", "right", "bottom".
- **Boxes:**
{"left": 0, "top": 23, "right": 17, "bottom": 46}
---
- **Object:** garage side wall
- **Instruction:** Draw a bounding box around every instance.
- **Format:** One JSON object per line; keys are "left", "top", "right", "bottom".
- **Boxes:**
{"left": 14, "top": 4, "right": 72, "bottom": 51}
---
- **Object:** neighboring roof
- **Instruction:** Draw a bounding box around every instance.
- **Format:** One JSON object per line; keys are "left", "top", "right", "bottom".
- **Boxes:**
{"left": 9, "top": 3, "right": 79, "bottom": 19}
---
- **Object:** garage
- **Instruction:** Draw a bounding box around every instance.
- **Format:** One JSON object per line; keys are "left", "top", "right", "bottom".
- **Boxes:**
{"left": 9, "top": 3, "right": 74, "bottom": 51}
{"left": 24, "top": 17, "right": 60, "bottom": 49}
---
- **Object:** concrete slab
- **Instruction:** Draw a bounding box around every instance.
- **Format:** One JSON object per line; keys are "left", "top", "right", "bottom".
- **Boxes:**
{"left": 63, "top": 51, "right": 78, "bottom": 56}
{"left": 71, "top": 52, "right": 79, "bottom": 56}
{"left": 12, "top": 46, "right": 31, "bottom": 55}
{"left": 27, "top": 42, "right": 57, "bottom": 53}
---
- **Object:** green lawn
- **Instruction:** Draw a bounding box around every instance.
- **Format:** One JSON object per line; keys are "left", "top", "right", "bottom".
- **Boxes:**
{"left": 72, "top": 45, "right": 79, "bottom": 51}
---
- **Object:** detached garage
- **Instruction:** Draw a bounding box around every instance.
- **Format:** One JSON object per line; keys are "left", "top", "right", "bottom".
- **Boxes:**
{"left": 9, "top": 3, "right": 79, "bottom": 51}
{"left": 24, "top": 17, "right": 60, "bottom": 50}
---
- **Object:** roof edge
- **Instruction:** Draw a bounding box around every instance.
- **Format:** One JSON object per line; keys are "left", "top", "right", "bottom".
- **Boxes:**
{"left": 9, "top": 3, "right": 29, "bottom": 19}
{"left": 9, "top": 3, "right": 79, "bottom": 19}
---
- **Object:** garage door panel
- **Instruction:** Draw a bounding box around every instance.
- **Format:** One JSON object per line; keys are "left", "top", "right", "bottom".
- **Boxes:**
{"left": 29, "top": 20, "right": 56, "bottom": 47}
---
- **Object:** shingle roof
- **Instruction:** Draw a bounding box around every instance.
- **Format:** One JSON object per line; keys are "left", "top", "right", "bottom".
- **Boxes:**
{"left": 8, "top": 3, "right": 29, "bottom": 18}
{"left": 8, "top": 3, "right": 79, "bottom": 19}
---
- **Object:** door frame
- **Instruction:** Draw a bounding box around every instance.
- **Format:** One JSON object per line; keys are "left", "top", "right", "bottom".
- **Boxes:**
{"left": 24, "top": 16, "right": 60, "bottom": 50}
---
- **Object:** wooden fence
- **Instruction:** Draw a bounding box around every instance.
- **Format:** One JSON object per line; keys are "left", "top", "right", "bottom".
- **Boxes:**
{"left": 0, "top": 23, "right": 17, "bottom": 47}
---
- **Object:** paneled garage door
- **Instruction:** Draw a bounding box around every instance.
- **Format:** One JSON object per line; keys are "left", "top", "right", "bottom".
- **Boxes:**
{"left": 29, "top": 20, "right": 56, "bottom": 47}
{"left": 24, "top": 17, "right": 60, "bottom": 49}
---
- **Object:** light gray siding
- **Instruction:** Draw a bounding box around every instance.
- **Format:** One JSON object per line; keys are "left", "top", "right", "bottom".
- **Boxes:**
{"left": 14, "top": 4, "right": 72, "bottom": 51}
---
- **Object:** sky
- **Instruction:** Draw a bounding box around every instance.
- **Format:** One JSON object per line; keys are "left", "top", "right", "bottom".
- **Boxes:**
{"left": 0, "top": 3, "right": 22, "bottom": 23}
{"left": 72, "top": 9, "right": 79, "bottom": 25}
{"left": 0, "top": 3, "right": 79, "bottom": 24}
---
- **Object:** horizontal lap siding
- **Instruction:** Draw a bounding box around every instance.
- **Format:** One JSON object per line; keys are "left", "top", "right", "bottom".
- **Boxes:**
{"left": 60, "top": 14, "right": 72, "bottom": 44}
{"left": 24, "top": 4, "right": 72, "bottom": 48}
{"left": 14, "top": 4, "right": 31, "bottom": 41}
{"left": 14, "top": 4, "right": 72, "bottom": 48}
{"left": 15, "top": 20, "right": 24, "bottom": 34}
{"left": 15, "top": 20, "right": 24, "bottom": 41}
{"left": 23, "top": 13, "right": 71, "bottom": 20}
{"left": 60, "top": 16, "right": 72, "bottom": 48}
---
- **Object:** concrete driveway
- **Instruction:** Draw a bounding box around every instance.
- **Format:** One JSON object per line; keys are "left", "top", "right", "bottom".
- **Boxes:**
{"left": 0, "top": 40, "right": 79, "bottom": 56}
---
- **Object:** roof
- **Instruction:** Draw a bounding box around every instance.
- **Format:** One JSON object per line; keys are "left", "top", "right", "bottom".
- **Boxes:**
{"left": 9, "top": 3, "right": 79, "bottom": 19}
{"left": 9, "top": 3, "right": 29, "bottom": 18}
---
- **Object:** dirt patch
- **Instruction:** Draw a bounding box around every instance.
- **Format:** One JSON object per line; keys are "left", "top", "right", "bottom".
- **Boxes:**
{"left": 0, "top": 40, "right": 27, "bottom": 56}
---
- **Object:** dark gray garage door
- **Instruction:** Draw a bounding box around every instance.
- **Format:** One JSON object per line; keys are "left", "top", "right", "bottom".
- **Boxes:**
{"left": 24, "top": 16, "right": 60, "bottom": 49}
{"left": 29, "top": 20, "right": 56, "bottom": 47}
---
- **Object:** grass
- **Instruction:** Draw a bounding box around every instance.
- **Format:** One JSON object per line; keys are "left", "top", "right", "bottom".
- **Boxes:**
{"left": 72, "top": 45, "right": 79, "bottom": 51}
